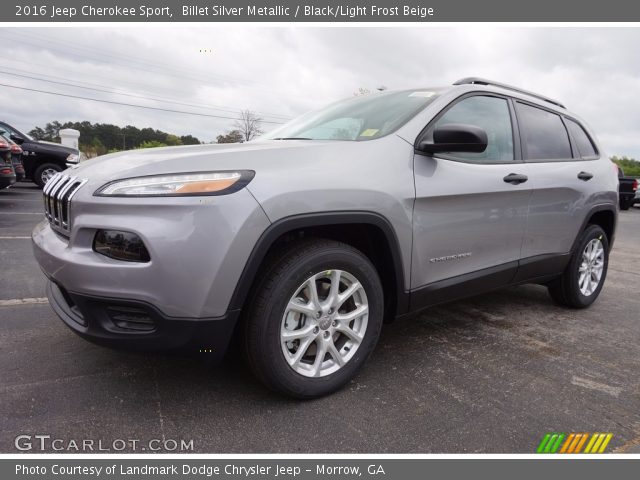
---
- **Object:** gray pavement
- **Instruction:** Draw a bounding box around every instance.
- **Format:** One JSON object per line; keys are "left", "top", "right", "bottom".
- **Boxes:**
{"left": 1, "top": 183, "right": 639, "bottom": 453}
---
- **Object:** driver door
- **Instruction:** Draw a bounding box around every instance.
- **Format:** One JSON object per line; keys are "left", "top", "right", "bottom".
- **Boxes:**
{"left": 411, "top": 94, "right": 531, "bottom": 304}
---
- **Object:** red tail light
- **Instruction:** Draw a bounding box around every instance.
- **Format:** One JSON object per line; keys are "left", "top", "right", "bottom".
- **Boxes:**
{"left": 10, "top": 145, "right": 22, "bottom": 154}
{"left": 1, "top": 167, "right": 13, "bottom": 174}
{"left": 0, "top": 141, "right": 8, "bottom": 149}
{"left": 633, "top": 179, "right": 638, "bottom": 192}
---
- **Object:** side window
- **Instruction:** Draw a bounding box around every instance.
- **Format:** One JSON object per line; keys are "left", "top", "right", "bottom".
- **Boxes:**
{"left": 429, "top": 96, "right": 514, "bottom": 163}
{"left": 516, "top": 103, "right": 572, "bottom": 160}
{"left": 565, "top": 118, "right": 597, "bottom": 158}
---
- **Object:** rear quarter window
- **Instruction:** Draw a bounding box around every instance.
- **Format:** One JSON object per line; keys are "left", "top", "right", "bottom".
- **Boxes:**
{"left": 565, "top": 118, "right": 598, "bottom": 158}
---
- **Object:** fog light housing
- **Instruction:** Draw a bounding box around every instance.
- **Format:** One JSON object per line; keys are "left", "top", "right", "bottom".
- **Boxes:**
{"left": 93, "top": 230, "right": 150, "bottom": 262}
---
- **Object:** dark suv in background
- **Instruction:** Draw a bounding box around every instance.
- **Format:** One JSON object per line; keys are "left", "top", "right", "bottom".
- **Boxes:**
{"left": 0, "top": 121, "right": 79, "bottom": 187}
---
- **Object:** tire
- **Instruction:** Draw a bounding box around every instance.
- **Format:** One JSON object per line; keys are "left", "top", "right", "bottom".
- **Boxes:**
{"left": 548, "top": 225, "right": 609, "bottom": 309}
{"left": 619, "top": 198, "right": 631, "bottom": 210}
{"left": 33, "top": 163, "right": 63, "bottom": 188}
{"left": 243, "top": 238, "right": 384, "bottom": 399}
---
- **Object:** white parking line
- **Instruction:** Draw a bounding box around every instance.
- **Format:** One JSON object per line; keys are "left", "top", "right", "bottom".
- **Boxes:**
{"left": 0, "top": 236, "right": 31, "bottom": 239}
{"left": 0, "top": 297, "right": 49, "bottom": 307}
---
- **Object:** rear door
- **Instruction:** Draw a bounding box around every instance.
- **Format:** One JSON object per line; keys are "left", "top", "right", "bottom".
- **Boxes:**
{"left": 412, "top": 94, "right": 531, "bottom": 291}
{"left": 514, "top": 102, "right": 604, "bottom": 263}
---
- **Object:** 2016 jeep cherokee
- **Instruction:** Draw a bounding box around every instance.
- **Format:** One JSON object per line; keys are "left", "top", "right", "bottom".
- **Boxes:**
{"left": 32, "top": 78, "right": 618, "bottom": 398}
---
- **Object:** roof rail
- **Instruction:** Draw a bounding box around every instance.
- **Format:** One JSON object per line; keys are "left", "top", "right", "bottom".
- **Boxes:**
{"left": 453, "top": 77, "right": 566, "bottom": 109}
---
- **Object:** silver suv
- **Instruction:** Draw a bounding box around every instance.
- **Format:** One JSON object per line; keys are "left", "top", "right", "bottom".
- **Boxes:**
{"left": 32, "top": 78, "right": 618, "bottom": 398}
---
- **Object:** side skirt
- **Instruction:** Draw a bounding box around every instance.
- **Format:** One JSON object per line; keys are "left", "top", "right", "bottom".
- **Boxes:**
{"left": 406, "top": 253, "right": 571, "bottom": 314}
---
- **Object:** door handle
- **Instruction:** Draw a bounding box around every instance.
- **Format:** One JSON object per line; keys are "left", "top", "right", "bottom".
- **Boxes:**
{"left": 503, "top": 173, "right": 528, "bottom": 185}
{"left": 577, "top": 171, "right": 594, "bottom": 181}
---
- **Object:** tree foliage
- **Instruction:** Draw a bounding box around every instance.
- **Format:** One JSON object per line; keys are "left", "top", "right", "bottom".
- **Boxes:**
{"left": 611, "top": 156, "right": 640, "bottom": 177}
{"left": 137, "top": 140, "right": 168, "bottom": 149}
{"left": 216, "top": 130, "right": 244, "bottom": 144}
{"left": 28, "top": 121, "right": 201, "bottom": 157}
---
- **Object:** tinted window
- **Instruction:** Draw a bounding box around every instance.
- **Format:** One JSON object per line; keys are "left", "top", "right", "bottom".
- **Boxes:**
{"left": 566, "top": 118, "right": 597, "bottom": 158}
{"left": 430, "top": 96, "right": 514, "bottom": 163}
{"left": 516, "top": 103, "right": 572, "bottom": 160}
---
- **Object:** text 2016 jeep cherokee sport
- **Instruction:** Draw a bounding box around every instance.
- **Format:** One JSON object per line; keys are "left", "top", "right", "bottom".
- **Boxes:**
{"left": 32, "top": 78, "right": 618, "bottom": 398}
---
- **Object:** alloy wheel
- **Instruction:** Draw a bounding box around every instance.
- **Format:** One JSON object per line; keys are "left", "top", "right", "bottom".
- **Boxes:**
{"left": 578, "top": 238, "right": 605, "bottom": 296}
{"left": 280, "top": 269, "right": 368, "bottom": 378}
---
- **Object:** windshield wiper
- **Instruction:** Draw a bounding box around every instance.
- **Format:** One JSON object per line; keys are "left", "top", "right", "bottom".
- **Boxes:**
{"left": 272, "top": 137, "right": 313, "bottom": 140}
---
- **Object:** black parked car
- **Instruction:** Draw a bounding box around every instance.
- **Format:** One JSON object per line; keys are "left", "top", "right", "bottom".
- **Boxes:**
{"left": 616, "top": 165, "right": 638, "bottom": 211}
{"left": 0, "top": 137, "right": 16, "bottom": 190}
{"left": 0, "top": 121, "right": 79, "bottom": 187}
{"left": 0, "top": 133, "right": 25, "bottom": 182}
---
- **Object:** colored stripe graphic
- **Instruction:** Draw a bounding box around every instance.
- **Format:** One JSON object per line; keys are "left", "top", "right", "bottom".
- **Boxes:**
{"left": 537, "top": 433, "right": 613, "bottom": 453}
{"left": 550, "top": 433, "right": 565, "bottom": 453}
{"left": 537, "top": 433, "right": 552, "bottom": 453}
{"left": 584, "top": 433, "right": 599, "bottom": 453}
{"left": 574, "top": 433, "right": 589, "bottom": 453}
{"left": 597, "top": 434, "right": 613, "bottom": 453}
{"left": 560, "top": 433, "right": 575, "bottom": 453}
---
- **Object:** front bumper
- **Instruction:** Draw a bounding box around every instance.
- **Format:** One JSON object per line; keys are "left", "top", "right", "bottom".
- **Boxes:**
{"left": 47, "top": 280, "right": 239, "bottom": 360}
{"left": 31, "top": 186, "right": 269, "bottom": 318}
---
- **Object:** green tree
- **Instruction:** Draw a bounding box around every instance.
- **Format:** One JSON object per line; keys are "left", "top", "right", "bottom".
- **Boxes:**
{"left": 164, "top": 134, "right": 183, "bottom": 146}
{"left": 137, "top": 140, "right": 168, "bottom": 149}
{"left": 27, "top": 121, "right": 201, "bottom": 155}
{"left": 216, "top": 130, "right": 243, "bottom": 144}
{"left": 180, "top": 135, "right": 201, "bottom": 145}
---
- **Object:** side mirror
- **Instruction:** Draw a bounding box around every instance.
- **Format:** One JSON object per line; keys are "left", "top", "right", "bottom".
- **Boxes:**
{"left": 10, "top": 134, "right": 24, "bottom": 145}
{"left": 417, "top": 123, "right": 488, "bottom": 154}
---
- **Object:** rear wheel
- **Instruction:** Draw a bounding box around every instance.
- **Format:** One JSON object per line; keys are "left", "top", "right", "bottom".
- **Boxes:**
{"left": 243, "top": 239, "right": 383, "bottom": 399}
{"left": 548, "top": 225, "right": 609, "bottom": 308}
{"left": 33, "top": 163, "right": 62, "bottom": 188}
{"left": 619, "top": 197, "right": 632, "bottom": 210}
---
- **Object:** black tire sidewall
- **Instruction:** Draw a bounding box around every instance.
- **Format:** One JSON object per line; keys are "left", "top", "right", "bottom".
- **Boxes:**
{"left": 565, "top": 225, "right": 609, "bottom": 308}
{"left": 251, "top": 244, "right": 383, "bottom": 398}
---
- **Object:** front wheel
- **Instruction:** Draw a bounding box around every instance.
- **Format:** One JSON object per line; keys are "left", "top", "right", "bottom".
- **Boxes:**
{"left": 548, "top": 225, "right": 609, "bottom": 308}
{"left": 33, "top": 163, "right": 63, "bottom": 188}
{"left": 243, "top": 239, "right": 383, "bottom": 399}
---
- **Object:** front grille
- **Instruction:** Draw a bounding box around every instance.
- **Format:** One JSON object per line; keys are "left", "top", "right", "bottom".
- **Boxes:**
{"left": 42, "top": 173, "right": 87, "bottom": 233}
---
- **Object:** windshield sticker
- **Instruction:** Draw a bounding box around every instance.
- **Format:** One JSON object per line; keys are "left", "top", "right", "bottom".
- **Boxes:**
{"left": 409, "top": 91, "right": 436, "bottom": 98}
{"left": 360, "top": 129, "right": 379, "bottom": 137}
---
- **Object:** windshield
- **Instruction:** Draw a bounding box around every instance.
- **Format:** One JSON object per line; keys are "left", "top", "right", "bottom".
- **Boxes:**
{"left": 264, "top": 89, "right": 441, "bottom": 141}
{"left": 0, "top": 124, "right": 32, "bottom": 141}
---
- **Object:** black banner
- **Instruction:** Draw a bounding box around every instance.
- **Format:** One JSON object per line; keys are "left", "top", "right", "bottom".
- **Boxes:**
{"left": 5, "top": 0, "right": 640, "bottom": 22}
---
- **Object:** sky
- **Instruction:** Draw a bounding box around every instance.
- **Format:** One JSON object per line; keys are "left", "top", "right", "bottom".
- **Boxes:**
{"left": 0, "top": 26, "right": 638, "bottom": 157}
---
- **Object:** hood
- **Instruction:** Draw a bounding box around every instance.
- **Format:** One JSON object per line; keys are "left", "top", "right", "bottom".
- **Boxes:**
{"left": 37, "top": 140, "right": 77, "bottom": 153}
{"left": 71, "top": 140, "right": 346, "bottom": 184}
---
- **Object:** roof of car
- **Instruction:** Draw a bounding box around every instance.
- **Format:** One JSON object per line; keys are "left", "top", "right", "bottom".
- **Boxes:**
{"left": 452, "top": 77, "right": 566, "bottom": 109}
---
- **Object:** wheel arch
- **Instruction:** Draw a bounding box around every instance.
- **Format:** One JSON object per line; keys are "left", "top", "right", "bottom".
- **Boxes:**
{"left": 573, "top": 204, "right": 617, "bottom": 252}
{"left": 228, "top": 211, "right": 409, "bottom": 320}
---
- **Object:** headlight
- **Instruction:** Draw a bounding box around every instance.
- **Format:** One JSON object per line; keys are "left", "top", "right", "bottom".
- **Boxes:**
{"left": 66, "top": 153, "right": 79, "bottom": 164}
{"left": 95, "top": 171, "right": 254, "bottom": 197}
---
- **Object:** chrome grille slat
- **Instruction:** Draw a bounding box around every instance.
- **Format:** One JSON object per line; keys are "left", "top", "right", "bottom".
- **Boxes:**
{"left": 42, "top": 173, "right": 86, "bottom": 235}
{"left": 56, "top": 177, "right": 76, "bottom": 227}
{"left": 44, "top": 174, "right": 64, "bottom": 219}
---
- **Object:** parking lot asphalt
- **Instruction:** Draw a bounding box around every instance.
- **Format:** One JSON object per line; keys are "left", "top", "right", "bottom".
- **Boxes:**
{"left": 1, "top": 182, "right": 639, "bottom": 454}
